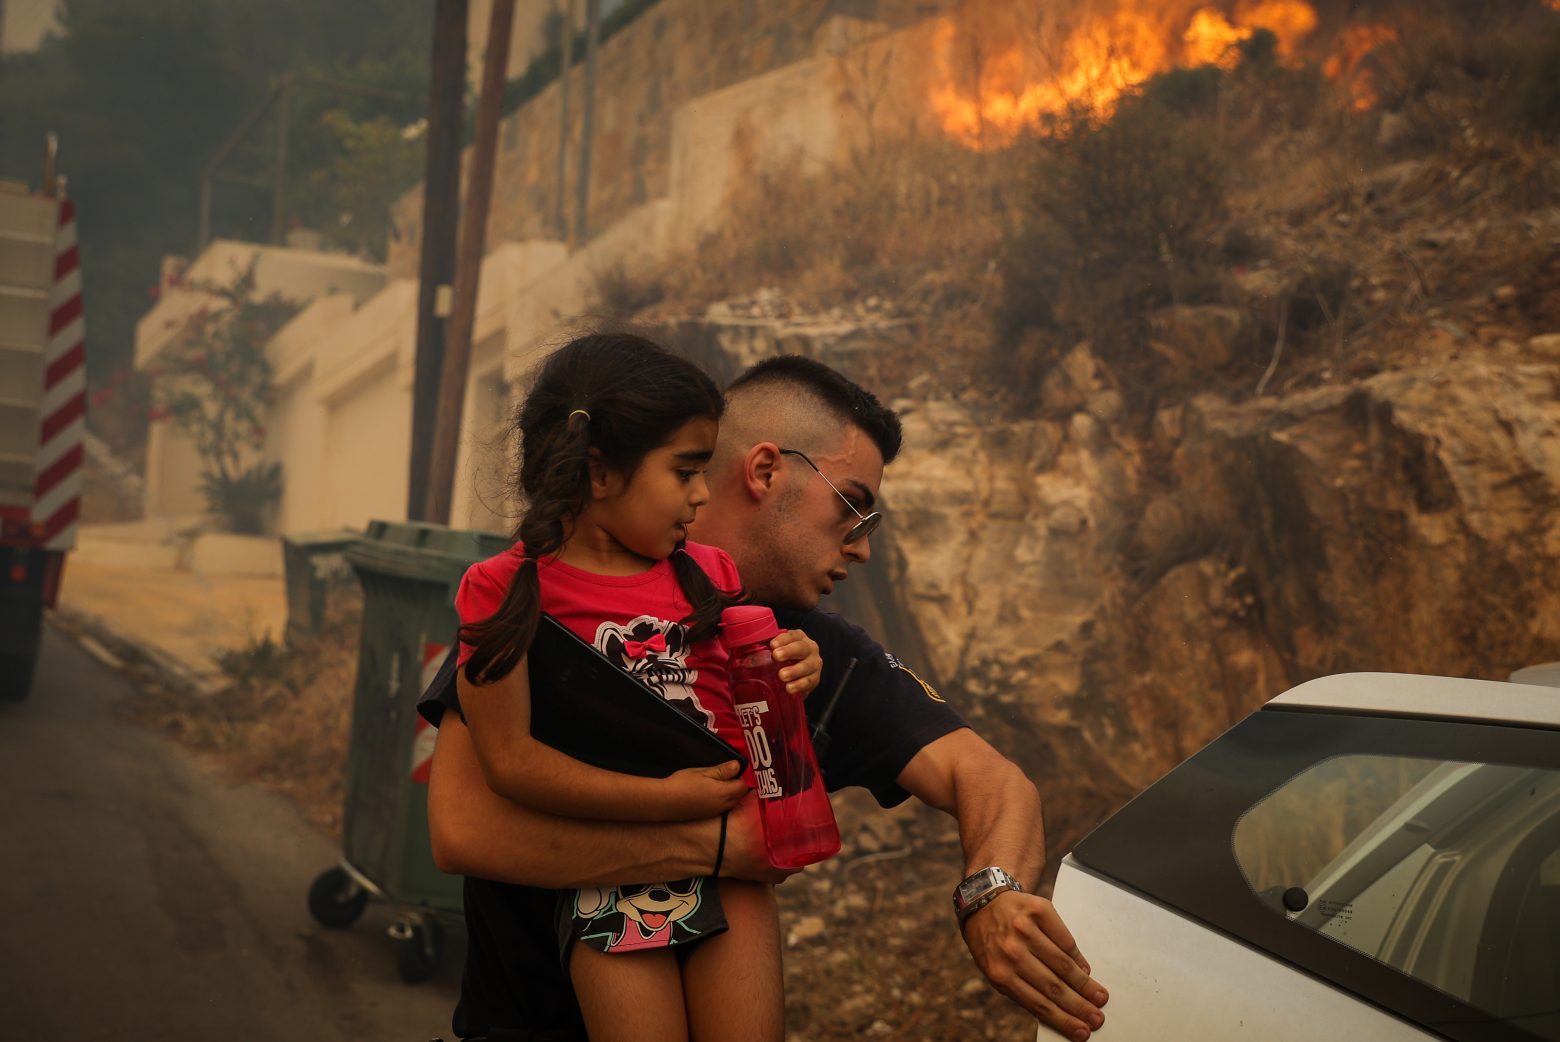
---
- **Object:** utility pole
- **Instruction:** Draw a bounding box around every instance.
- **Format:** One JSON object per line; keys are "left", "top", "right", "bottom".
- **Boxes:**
{"left": 408, "top": 0, "right": 467, "bottom": 521}
{"left": 269, "top": 74, "right": 294, "bottom": 244}
{"left": 573, "top": 0, "right": 600, "bottom": 245}
{"left": 425, "top": 0, "right": 514, "bottom": 525}
{"left": 406, "top": 0, "right": 469, "bottom": 521}
{"left": 554, "top": 0, "right": 574, "bottom": 242}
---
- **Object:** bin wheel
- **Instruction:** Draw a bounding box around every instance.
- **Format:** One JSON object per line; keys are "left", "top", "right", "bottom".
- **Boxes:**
{"left": 397, "top": 916, "right": 444, "bottom": 984}
{"left": 308, "top": 867, "right": 368, "bottom": 928}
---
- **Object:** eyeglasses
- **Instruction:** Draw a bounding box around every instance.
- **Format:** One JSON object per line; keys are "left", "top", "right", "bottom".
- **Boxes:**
{"left": 778, "top": 448, "right": 882, "bottom": 545}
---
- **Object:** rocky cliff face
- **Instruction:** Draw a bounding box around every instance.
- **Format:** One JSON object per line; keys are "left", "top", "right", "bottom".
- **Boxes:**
{"left": 662, "top": 303, "right": 1560, "bottom": 850}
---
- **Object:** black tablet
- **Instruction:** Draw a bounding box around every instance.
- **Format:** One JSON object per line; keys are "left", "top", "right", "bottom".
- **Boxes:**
{"left": 526, "top": 614, "right": 748, "bottom": 779}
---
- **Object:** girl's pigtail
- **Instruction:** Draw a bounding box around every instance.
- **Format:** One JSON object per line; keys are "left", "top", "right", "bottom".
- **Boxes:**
{"left": 462, "top": 558, "right": 542, "bottom": 684}
{"left": 463, "top": 411, "right": 593, "bottom": 685}
{"left": 671, "top": 545, "right": 745, "bottom": 644}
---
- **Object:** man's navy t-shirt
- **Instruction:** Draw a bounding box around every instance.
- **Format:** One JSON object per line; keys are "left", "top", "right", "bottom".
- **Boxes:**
{"left": 416, "top": 608, "right": 966, "bottom": 1041}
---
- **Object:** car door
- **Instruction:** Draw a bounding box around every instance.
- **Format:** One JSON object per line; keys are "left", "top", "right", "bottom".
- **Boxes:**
{"left": 1052, "top": 673, "right": 1560, "bottom": 1042}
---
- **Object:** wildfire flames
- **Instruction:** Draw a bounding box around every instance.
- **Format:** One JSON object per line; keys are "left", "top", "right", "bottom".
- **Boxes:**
{"left": 1322, "top": 23, "right": 1400, "bottom": 111}
{"left": 929, "top": 0, "right": 1397, "bottom": 148}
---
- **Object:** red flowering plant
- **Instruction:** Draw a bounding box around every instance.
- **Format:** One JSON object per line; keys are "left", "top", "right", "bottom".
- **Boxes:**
{"left": 151, "top": 258, "right": 299, "bottom": 534}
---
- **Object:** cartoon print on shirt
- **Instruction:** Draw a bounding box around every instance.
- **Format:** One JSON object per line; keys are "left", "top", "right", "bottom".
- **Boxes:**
{"left": 594, "top": 615, "right": 713, "bottom": 729}
{"left": 574, "top": 879, "right": 706, "bottom": 952}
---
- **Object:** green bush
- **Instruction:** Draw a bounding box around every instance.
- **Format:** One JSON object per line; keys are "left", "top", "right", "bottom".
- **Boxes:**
{"left": 200, "top": 461, "right": 283, "bottom": 535}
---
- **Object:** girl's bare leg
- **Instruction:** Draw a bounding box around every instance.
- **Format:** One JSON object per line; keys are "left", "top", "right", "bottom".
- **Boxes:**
{"left": 570, "top": 942, "right": 689, "bottom": 1042}
{"left": 681, "top": 879, "right": 783, "bottom": 1042}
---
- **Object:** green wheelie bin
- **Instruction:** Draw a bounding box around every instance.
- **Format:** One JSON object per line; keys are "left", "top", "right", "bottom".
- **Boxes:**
{"left": 279, "top": 528, "right": 360, "bottom": 645}
{"left": 305, "top": 519, "right": 510, "bottom": 983}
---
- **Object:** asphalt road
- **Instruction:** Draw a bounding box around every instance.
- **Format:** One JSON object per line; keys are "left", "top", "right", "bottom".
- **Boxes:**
{"left": 0, "top": 623, "right": 463, "bottom": 1041}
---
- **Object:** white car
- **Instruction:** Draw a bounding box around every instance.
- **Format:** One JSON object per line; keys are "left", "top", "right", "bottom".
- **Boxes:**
{"left": 1052, "top": 673, "right": 1560, "bottom": 1042}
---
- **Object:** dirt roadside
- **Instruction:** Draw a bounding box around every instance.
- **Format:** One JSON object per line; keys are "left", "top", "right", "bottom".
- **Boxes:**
{"left": 92, "top": 595, "right": 1048, "bottom": 1041}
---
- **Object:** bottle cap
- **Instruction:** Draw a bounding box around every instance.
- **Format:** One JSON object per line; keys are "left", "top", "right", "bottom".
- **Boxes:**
{"left": 720, "top": 605, "right": 780, "bottom": 649}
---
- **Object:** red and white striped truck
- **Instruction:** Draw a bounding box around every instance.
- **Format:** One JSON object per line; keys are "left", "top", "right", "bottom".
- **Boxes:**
{"left": 1, "top": 137, "right": 85, "bottom": 699}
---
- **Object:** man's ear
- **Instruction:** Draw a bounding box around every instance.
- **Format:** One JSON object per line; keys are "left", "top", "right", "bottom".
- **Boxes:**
{"left": 742, "top": 442, "right": 783, "bottom": 502}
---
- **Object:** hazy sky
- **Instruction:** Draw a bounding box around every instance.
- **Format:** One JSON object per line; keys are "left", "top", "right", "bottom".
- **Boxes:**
{"left": 2, "top": 0, "right": 59, "bottom": 55}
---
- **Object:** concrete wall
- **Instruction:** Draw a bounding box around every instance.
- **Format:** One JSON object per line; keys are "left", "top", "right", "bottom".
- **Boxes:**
{"left": 322, "top": 357, "right": 409, "bottom": 531}
{"left": 449, "top": 332, "right": 513, "bottom": 535}
{"left": 466, "top": 0, "right": 642, "bottom": 90}
{"left": 135, "top": 240, "right": 385, "bottom": 368}
{"left": 136, "top": 243, "right": 386, "bottom": 524}
{"left": 388, "top": 0, "right": 909, "bottom": 276}
{"left": 133, "top": 5, "right": 946, "bottom": 540}
{"left": 668, "top": 54, "right": 846, "bottom": 240}
{"left": 140, "top": 420, "right": 208, "bottom": 521}
{"left": 267, "top": 367, "right": 327, "bottom": 536}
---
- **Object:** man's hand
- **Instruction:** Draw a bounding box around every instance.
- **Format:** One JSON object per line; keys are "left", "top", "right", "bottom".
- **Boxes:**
{"left": 896, "top": 729, "right": 1109, "bottom": 1038}
{"left": 961, "top": 891, "right": 1107, "bottom": 1041}
{"left": 717, "top": 792, "right": 798, "bottom": 885}
{"left": 770, "top": 628, "right": 822, "bottom": 696}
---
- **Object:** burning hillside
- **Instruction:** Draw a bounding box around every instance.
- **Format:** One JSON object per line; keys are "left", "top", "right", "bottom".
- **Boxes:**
{"left": 925, "top": 0, "right": 1407, "bottom": 147}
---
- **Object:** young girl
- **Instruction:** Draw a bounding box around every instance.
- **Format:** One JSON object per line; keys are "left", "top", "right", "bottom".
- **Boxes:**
{"left": 454, "top": 332, "right": 819, "bottom": 1042}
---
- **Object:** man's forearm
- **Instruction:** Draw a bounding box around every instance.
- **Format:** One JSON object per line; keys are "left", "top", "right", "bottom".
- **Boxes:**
{"left": 898, "top": 728, "right": 1106, "bottom": 1040}
{"left": 427, "top": 715, "right": 720, "bottom": 887}
{"left": 897, "top": 728, "right": 1047, "bottom": 885}
{"left": 952, "top": 750, "right": 1046, "bottom": 886}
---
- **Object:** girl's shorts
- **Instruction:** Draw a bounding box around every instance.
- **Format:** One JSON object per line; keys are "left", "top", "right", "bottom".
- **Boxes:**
{"left": 556, "top": 876, "right": 727, "bottom": 960}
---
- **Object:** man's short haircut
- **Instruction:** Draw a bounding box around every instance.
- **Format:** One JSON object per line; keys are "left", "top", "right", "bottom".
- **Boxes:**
{"left": 726, "top": 355, "right": 902, "bottom": 464}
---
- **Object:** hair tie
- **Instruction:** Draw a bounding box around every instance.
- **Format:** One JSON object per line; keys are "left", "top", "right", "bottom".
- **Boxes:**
{"left": 713, "top": 811, "right": 729, "bottom": 877}
{"left": 568, "top": 409, "right": 591, "bottom": 423}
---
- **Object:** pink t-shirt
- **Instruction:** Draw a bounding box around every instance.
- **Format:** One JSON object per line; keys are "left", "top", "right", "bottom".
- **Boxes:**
{"left": 454, "top": 541, "right": 746, "bottom": 759}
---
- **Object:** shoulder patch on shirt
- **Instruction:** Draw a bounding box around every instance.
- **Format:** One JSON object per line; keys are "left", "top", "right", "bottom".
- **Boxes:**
{"left": 885, "top": 651, "right": 945, "bottom": 703}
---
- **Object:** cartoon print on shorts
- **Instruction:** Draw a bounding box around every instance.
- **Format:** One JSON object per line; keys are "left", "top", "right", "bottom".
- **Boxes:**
{"left": 575, "top": 879, "right": 706, "bottom": 952}
{"left": 594, "top": 615, "right": 712, "bottom": 729}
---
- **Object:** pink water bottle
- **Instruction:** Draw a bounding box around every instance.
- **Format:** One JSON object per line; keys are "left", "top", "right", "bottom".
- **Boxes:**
{"left": 721, "top": 606, "right": 841, "bottom": 869}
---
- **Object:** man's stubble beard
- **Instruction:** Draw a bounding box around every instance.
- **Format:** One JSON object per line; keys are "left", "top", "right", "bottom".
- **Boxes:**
{"left": 746, "top": 482, "right": 819, "bottom": 611}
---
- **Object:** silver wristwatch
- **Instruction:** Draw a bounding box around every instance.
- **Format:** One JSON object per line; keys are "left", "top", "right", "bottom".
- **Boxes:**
{"left": 952, "top": 866, "right": 1024, "bottom": 925}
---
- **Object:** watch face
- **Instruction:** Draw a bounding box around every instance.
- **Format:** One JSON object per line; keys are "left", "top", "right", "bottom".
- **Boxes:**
{"left": 958, "top": 868, "right": 1001, "bottom": 904}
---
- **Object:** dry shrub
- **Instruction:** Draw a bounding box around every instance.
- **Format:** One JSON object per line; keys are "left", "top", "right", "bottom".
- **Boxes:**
{"left": 991, "top": 38, "right": 1349, "bottom": 406}
{"left": 1503, "top": 24, "right": 1560, "bottom": 140}
{"left": 122, "top": 593, "right": 361, "bottom": 836}
{"left": 997, "top": 90, "right": 1233, "bottom": 401}
{"left": 586, "top": 260, "right": 666, "bottom": 321}
{"left": 1374, "top": 5, "right": 1560, "bottom": 160}
{"left": 661, "top": 137, "right": 1010, "bottom": 321}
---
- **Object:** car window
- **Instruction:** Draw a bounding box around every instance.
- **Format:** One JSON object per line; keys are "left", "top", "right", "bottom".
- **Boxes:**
{"left": 1233, "top": 755, "right": 1560, "bottom": 1037}
{"left": 1074, "top": 707, "right": 1560, "bottom": 1042}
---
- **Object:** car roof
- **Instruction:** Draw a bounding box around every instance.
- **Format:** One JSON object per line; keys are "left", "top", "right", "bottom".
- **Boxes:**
{"left": 1268, "top": 671, "right": 1560, "bottom": 728}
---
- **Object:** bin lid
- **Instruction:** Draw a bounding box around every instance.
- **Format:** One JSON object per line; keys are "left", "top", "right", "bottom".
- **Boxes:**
{"left": 281, "top": 527, "right": 363, "bottom": 550}
{"left": 347, "top": 520, "right": 512, "bottom": 586}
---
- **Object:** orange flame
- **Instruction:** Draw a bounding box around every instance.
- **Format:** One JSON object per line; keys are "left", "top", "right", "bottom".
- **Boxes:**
{"left": 927, "top": 1, "right": 1395, "bottom": 149}
{"left": 928, "top": 10, "right": 1172, "bottom": 149}
{"left": 1184, "top": 8, "right": 1251, "bottom": 69}
{"left": 1322, "top": 23, "right": 1399, "bottom": 111}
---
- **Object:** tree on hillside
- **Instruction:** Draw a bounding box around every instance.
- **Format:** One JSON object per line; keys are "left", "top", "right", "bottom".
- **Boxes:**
{"left": 0, "top": 0, "right": 429, "bottom": 433}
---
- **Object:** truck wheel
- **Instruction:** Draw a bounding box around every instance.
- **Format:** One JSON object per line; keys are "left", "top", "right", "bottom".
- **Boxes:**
{"left": 397, "top": 917, "right": 444, "bottom": 984}
{"left": 307, "top": 866, "right": 369, "bottom": 928}
{"left": 0, "top": 652, "right": 37, "bottom": 701}
{"left": 0, "top": 595, "right": 43, "bottom": 701}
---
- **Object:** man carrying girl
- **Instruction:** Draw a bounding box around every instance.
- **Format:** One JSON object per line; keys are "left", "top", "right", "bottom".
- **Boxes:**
{"left": 422, "top": 339, "right": 1109, "bottom": 1042}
